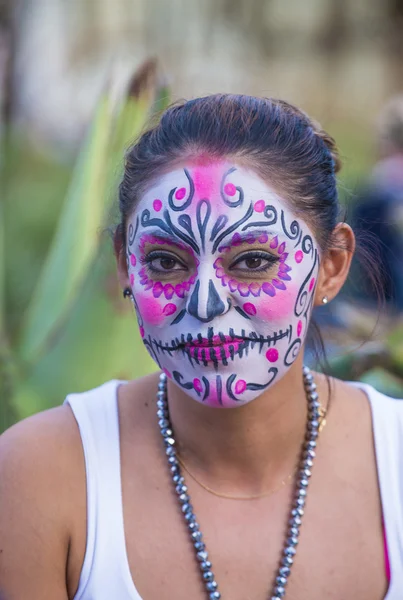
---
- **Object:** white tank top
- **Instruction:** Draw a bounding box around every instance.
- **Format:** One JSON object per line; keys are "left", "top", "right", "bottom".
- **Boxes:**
{"left": 64, "top": 380, "right": 403, "bottom": 599}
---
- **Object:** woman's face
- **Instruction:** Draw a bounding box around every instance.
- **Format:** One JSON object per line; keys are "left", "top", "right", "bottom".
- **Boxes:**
{"left": 126, "top": 159, "right": 320, "bottom": 408}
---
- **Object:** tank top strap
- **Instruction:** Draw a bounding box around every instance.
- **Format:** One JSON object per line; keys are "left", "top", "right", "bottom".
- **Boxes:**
{"left": 354, "top": 382, "right": 403, "bottom": 598}
{"left": 64, "top": 380, "right": 140, "bottom": 599}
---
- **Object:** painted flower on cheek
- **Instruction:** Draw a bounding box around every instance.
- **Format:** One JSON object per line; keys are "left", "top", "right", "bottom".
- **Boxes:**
{"left": 126, "top": 163, "right": 320, "bottom": 408}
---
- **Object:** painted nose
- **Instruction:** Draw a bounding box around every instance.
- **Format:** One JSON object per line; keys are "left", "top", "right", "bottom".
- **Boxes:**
{"left": 187, "top": 279, "right": 229, "bottom": 323}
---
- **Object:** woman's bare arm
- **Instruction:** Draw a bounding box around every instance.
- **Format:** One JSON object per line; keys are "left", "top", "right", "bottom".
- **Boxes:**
{"left": 0, "top": 407, "right": 78, "bottom": 600}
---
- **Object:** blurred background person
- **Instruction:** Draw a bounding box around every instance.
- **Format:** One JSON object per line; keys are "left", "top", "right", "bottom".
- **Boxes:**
{"left": 349, "top": 95, "right": 403, "bottom": 311}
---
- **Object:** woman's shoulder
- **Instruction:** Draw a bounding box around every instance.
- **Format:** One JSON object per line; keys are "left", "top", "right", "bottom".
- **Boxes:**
{"left": 345, "top": 377, "right": 403, "bottom": 422}
{"left": 332, "top": 376, "right": 403, "bottom": 488}
{"left": 0, "top": 402, "right": 81, "bottom": 467}
{"left": 0, "top": 403, "right": 84, "bottom": 513}
{"left": 63, "top": 373, "right": 157, "bottom": 407}
{"left": 315, "top": 371, "right": 403, "bottom": 415}
{"left": 0, "top": 405, "right": 82, "bottom": 597}
{"left": 0, "top": 372, "right": 159, "bottom": 457}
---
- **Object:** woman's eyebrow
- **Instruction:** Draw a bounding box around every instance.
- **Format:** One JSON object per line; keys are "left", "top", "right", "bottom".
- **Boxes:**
{"left": 139, "top": 230, "right": 194, "bottom": 253}
{"left": 217, "top": 229, "right": 278, "bottom": 250}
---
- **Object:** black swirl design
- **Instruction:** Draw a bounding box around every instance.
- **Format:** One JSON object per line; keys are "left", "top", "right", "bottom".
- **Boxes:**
{"left": 284, "top": 338, "right": 302, "bottom": 367}
{"left": 141, "top": 209, "right": 172, "bottom": 236}
{"left": 168, "top": 168, "right": 195, "bottom": 212}
{"left": 128, "top": 216, "right": 139, "bottom": 247}
{"left": 220, "top": 167, "right": 244, "bottom": 208}
{"left": 178, "top": 214, "right": 196, "bottom": 240}
{"left": 170, "top": 309, "right": 186, "bottom": 325}
{"left": 165, "top": 210, "right": 200, "bottom": 254}
{"left": 294, "top": 230, "right": 303, "bottom": 247}
{"left": 234, "top": 306, "right": 251, "bottom": 320}
{"left": 212, "top": 203, "right": 254, "bottom": 253}
{"left": 202, "top": 377, "right": 210, "bottom": 401}
{"left": 294, "top": 248, "right": 319, "bottom": 317}
{"left": 247, "top": 368, "right": 278, "bottom": 390}
{"left": 226, "top": 374, "right": 238, "bottom": 400}
{"left": 131, "top": 293, "right": 144, "bottom": 328}
{"left": 226, "top": 368, "right": 278, "bottom": 401}
{"left": 173, "top": 371, "right": 210, "bottom": 400}
{"left": 173, "top": 371, "right": 193, "bottom": 390}
{"left": 142, "top": 335, "right": 162, "bottom": 369}
{"left": 301, "top": 235, "right": 314, "bottom": 257}
{"left": 241, "top": 205, "right": 278, "bottom": 231}
{"left": 196, "top": 199, "right": 212, "bottom": 252}
{"left": 210, "top": 214, "right": 229, "bottom": 242}
{"left": 140, "top": 209, "right": 200, "bottom": 255}
{"left": 281, "top": 210, "right": 300, "bottom": 241}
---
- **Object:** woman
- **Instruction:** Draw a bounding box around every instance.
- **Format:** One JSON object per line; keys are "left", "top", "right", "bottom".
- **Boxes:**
{"left": 0, "top": 95, "right": 402, "bottom": 600}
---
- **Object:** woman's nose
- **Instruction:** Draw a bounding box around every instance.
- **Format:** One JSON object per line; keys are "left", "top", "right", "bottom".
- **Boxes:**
{"left": 186, "top": 278, "right": 230, "bottom": 323}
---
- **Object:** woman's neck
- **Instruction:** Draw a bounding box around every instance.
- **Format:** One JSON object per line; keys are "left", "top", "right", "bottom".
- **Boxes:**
{"left": 166, "top": 356, "right": 318, "bottom": 496}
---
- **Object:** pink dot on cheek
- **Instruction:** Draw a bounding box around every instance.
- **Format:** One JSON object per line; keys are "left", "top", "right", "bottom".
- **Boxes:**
{"left": 130, "top": 273, "right": 135, "bottom": 286}
{"left": 295, "top": 251, "right": 303, "bottom": 264}
{"left": 235, "top": 379, "right": 247, "bottom": 394}
{"left": 297, "top": 320, "right": 303, "bottom": 337}
{"left": 224, "top": 183, "right": 236, "bottom": 196}
{"left": 153, "top": 199, "right": 162, "bottom": 212}
{"left": 175, "top": 187, "right": 186, "bottom": 200}
{"left": 162, "top": 303, "right": 177, "bottom": 316}
{"left": 243, "top": 302, "right": 257, "bottom": 316}
{"left": 163, "top": 368, "right": 172, "bottom": 379}
{"left": 254, "top": 199, "right": 266, "bottom": 213}
{"left": 193, "top": 378, "right": 203, "bottom": 393}
{"left": 139, "top": 326, "right": 145, "bottom": 338}
{"left": 266, "top": 348, "right": 279, "bottom": 363}
{"left": 309, "top": 277, "right": 316, "bottom": 292}
{"left": 130, "top": 254, "right": 136, "bottom": 266}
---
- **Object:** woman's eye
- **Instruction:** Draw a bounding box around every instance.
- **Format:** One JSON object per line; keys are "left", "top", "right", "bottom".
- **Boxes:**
{"left": 158, "top": 257, "right": 177, "bottom": 270}
{"left": 230, "top": 253, "right": 278, "bottom": 273}
{"left": 145, "top": 253, "right": 187, "bottom": 273}
{"left": 244, "top": 257, "right": 264, "bottom": 269}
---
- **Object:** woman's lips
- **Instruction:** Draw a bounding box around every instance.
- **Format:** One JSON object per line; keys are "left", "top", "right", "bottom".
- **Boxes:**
{"left": 184, "top": 336, "right": 243, "bottom": 362}
{"left": 187, "top": 335, "right": 237, "bottom": 347}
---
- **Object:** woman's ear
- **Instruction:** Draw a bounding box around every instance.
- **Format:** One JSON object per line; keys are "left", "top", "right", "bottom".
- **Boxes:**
{"left": 114, "top": 224, "right": 131, "bottom": 290}
{"left": 314, "top": 223, "right": 355, "bottom": 306}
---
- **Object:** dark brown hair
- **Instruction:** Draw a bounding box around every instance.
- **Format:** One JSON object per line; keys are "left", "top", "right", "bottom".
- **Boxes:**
{"left": 118, "top": 94, "right": 341, "bottom": 252}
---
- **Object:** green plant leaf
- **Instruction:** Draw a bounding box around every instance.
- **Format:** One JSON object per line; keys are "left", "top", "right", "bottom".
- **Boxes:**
{"left": 0, "top": 160, "right": 5, "bottom": 335}
{"left": 10, "top": 242, "right": 156, "bottom": 419}
{"left": 359, "top": 367, "right": 403, "bottom": 398}
{"left": 18, "top": 94, "right": 116, "bottom": 364}
{"left": 7, "top": 60, "right": 169, "bottom": 425}
{"left": 19, "top": 58, "right": 170, "bottom": 366}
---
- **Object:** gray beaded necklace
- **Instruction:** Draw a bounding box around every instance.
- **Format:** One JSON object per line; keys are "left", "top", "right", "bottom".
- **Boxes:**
{"left": 157, "top": 366, "right": 320, "bottom": 600}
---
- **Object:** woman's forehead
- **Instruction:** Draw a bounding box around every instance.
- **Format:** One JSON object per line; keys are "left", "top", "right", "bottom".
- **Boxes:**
{"left": 128, "top": 161, "right": 317, "bottom": 254}
{"left": 136, "top": 161, "right": 290, "bottom": 214}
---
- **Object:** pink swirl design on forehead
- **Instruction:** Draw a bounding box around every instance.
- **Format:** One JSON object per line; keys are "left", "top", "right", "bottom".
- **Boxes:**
{"left": 214, "top": 233, "right": 292, "bottom": 298}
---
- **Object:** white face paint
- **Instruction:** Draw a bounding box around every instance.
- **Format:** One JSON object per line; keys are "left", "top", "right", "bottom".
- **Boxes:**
{"left": 126, "top": 160, "right": 320, "bottom": 408}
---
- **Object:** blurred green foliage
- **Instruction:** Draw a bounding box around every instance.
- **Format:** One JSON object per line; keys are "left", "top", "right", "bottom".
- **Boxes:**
{"left": 1, "top": 60, "right": 169, "bottom": 432}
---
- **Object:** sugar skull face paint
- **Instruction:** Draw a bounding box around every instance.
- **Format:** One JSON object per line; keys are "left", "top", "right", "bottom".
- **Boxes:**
{"left": 126, "top": 161, "right": 320, "bottom": 408}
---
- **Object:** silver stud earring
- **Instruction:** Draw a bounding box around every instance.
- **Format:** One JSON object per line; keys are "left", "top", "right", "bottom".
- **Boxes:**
{"left": 322, "top": 296, "right": 329, "bottom": 305}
